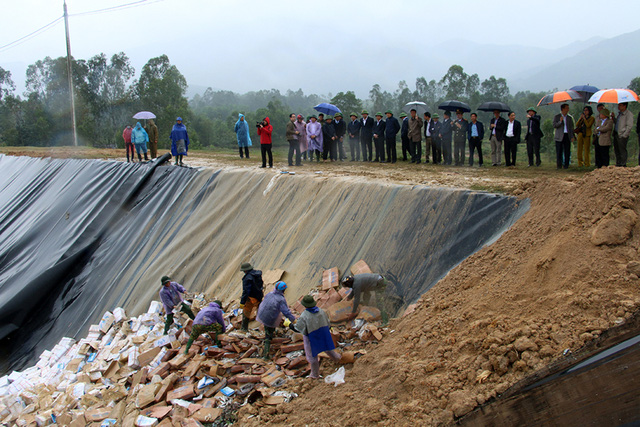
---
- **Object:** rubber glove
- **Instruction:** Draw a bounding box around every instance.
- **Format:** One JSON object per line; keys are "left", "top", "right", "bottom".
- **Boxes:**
{"left": 283, "top": 318, "right": 291, "bottom": 328}
{"left": 239, "top": 304, "right": 244, "bottom": 309}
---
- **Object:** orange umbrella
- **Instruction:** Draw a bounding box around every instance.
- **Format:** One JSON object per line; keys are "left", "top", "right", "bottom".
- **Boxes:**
{"left": 587, "top": 89, "right": 639, "bottom": 104}
{"left": 537, "top": 90, "right": 582, "bottom": 107}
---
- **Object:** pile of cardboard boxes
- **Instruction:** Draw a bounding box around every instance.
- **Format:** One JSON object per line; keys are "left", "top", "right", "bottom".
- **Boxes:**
{"left": 0, "top": 261, "right": 384, "bottom": 426}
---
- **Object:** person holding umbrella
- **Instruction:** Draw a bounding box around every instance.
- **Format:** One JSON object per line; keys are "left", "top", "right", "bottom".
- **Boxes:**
{"left": 430, "top": 113, "right": 442, "bottom": 164}
{"left": 553, "top": 104, "right": 575, "bottom": 169}
{"left": 525, "top": 107, "right": 543, "bottom": 167}
{"left": 131, "top": 122, "right": 150, "bottom": 162}
{"left": 613, "top": 102, "right": 634, "bottom": 167}
{"left": 594, "top": 107, "right": 613, "bottom": 168}
{"left": 408, "top": 109, "right": 423, "bottom": 164}
{"left": 574, "top": 106, "right": 594, "bottom": 167}
{"left": 452, "top": 110, "right": 468, "bottom": 166}
{"left": 489, "top": 110, "right": 507, "bottom": 166}
{"left": 467, "top": 113, "right": 484, "bottom": 167}
{"left": 170, "top": 117, "right": 190, "bottom": 166}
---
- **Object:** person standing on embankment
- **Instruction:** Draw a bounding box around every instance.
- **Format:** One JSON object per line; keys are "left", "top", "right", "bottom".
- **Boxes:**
{"left": 146, "top": 119, "right": 159, "bottom": 159}
{"left": 170, "top": 117, "right": 189, "bottom": 166}
{"left": 131, "top": 122, "right": 149, "bottom": 162}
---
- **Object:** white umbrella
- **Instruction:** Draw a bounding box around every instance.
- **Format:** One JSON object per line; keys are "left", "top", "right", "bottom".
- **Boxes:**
{"left": 403, "top": 101, "right": 428, "bottom": 116}
{"left": 587, "top": 89, "right": 639, "bottom": 104}
{"left": 133, "top": 111, "right": 156, "bottom": 119}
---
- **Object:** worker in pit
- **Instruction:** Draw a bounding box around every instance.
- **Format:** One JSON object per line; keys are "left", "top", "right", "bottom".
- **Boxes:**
{"left": 184, "top": 300, "right": 225, "bottom": 354}
{"left": 159, "top": 275, "right": 195, "bottom": 334}
{"left": 341, "top": 273, "right": 389, "bottom": 321}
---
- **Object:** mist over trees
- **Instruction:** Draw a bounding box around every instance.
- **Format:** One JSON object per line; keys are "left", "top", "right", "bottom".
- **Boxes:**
{"left": 0, "top": 54, "right": 638, "bottom": 157}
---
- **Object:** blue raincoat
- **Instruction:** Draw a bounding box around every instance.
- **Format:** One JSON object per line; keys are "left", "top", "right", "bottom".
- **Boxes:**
{"left": 131, "top": 122, "right": 149, "bottom": 154}
{"left": 170, "top": 122, "right": 190, "bottom": 156}
{"left": 234, "top": 114, "right": 252, "bottom": 147}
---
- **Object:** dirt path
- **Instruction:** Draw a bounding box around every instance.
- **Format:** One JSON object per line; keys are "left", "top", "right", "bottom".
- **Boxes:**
{"left": 0, "top": 146, "right": 591, "bottom": 194}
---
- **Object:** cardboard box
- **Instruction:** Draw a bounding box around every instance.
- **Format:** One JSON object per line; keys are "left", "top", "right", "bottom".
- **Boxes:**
{"left": 261, "top": 369, "right": 285, "bottom": 386}
{"left": 98, "top": 311, "right": 115, "bottom": 334}
{"left": 350, "top": 259, "right": 373, "bottom": 275}
{"left": 136, "top": 382, "right": 161, "bottom": 408}
{"left": 138, "top": 347, "right": 162, "bottom": 368}
{"left": 321, "top": 267, "right": 340, "bottom": 290}
{"left": 85, "top": 407, "right": 111, "bottom": 422}
{"left": 280, "top": 343, "right": 304, "bottom": 353}
{"left": 166, "top": 384, "right": 195, "bottom": 402}
{"left": 193, "top": 407, "right": 222, "bottom": 423}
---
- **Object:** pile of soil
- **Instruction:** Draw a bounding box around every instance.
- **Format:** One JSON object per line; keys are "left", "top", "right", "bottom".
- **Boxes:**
{"left": 246, "top": 166, "right": 640, "bottom": 426}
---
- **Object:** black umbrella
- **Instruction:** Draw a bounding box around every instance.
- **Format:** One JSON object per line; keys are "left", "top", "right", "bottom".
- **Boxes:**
{"left": 438, "top": 100, "right": 471, "bottom": 113}
{"left": 569, "top": 84, "right": 599, "bottom": 103}
{"left": 477, "top": 101, "right": 510, "bottom": 112}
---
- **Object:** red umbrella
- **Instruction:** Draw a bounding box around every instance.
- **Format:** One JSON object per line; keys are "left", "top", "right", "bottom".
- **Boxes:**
{"left": 537, "top": 90, "right": 582, "bottom": 107}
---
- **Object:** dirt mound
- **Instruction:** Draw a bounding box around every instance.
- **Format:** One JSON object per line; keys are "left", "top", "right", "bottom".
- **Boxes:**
{"left": 252, "top": 166, "right": 640, "bottom": 426}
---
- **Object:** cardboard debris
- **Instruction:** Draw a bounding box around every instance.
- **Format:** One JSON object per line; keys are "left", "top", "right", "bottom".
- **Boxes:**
{"left": 321, "top": 267, "right": 340, "bottom": 290}
{"left": 350, "top": 259, "right": 373, "bottom": 275}
{"left": 0, "top": 261, "right": 384, "bottom": 425}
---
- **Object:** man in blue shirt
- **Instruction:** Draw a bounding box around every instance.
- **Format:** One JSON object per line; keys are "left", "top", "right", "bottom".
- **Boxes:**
{"left": 467, "top": 113, "right": 485, "bottom": 167}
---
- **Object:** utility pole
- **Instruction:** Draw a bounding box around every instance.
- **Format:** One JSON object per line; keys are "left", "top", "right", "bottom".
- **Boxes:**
{"left": 63, "top": 1, "right": 78, "bottom": 146}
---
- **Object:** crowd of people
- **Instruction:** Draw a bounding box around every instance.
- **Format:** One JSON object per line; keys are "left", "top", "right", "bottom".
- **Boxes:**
{"left": 122, "top": 117, "right": 190, "bottom": 165}
{"left": 158, "top": 263, "right": 387, "bottom": 379}
{"left": 234, "top": 103, "right": 638, "bottom": 169}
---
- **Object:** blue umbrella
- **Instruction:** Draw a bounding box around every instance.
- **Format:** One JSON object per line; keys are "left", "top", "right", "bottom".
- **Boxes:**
{"left": 569, "top": 85, "right": 599, "bottom": 103}
{"left": 313, "top": 103, "right": 341, "bottom": 115}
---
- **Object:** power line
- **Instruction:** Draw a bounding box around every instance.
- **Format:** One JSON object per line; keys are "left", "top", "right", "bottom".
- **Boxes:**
{"left": 0, "top": 16, "right": 63, "bottom": 53}
{"left": 70, "top": 0, "right": 167, "bottom": 17}
{"left": 0, "top": 0, "right": 166, "bottom": 54}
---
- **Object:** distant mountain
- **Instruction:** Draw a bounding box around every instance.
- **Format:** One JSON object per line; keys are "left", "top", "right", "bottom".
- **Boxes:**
{"left": 510, "top": 30, "right": 640, "bottom": 92}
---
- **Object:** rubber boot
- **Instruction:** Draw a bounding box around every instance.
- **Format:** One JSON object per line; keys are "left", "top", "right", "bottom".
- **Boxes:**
{"left": 144, "top": 153, "right": 149, "bottom": 161}
{"left": 127, "top": 153, "right": 130, "bottom": 163}
{"left": 138, "top": 153, "right": 142, "bottom": 162}
{"left": 241, "top": 317, "right": 249, "bottom": 332}
{"left": 262, "top": 339, "right": 271, "bottom": 360}
{"left": 184, "top": 337, "right": 193, "bottom": 354}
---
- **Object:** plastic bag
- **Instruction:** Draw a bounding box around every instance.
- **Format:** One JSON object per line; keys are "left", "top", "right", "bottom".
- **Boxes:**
{"left": 324, "top": 366, "right": 346, "bottom": 386}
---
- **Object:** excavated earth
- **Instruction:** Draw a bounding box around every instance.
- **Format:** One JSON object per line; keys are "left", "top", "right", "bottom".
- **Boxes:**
{"left": 245, "top": 166, "right": 640, "bottom": 426}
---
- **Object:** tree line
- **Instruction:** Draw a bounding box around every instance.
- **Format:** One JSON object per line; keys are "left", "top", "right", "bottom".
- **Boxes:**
{"left": 0, "top": 53, "right": 638, "bottom": 159}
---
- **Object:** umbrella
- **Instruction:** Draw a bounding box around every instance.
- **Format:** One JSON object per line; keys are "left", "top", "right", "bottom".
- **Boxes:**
{"left": 569, "top": 84, "right": 599, "bottom": 103}
{"left": 133, "top": 111, "right": 156, "bottom": 119}
{"left": 313, "top": 103, "right": 341, "bottom": 115}
{"left": 438, "top": 100, "right": 471, "bottom": 113}
{"left": 403, "top": 101, "right": 428, "bottom": 116}
{"left": 588, "top": 89, "right": 639, "bottom": 104}
{"left": 477, "top": 101, "right": 510, "bottom": 112}
{"left": 536, "top": 90, "right": 582, "bottom": 107}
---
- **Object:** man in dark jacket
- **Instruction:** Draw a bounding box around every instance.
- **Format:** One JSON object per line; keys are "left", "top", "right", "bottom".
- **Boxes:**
{"left": 467, "top": 113, "right": 485, "bottom": 167}
{"left": 333, "top": 112, "right": 347, "bottom": 161}
{"left": 240, "top": 262, "right": 264, "bottom": 331}
{"left": 384, "top": 110, "right": 400, "bottom": 163}
{"left": 322, "top": 116, "right": 338, "bottom": 161}
{"left": 360, "top": 110, "right": 374, "bottom": 162}
{"left": 452, "top": 110, "right": 468, "bottom": 166}
{"left": 430, "top": 114, "right": 442, "bottom": 164}
{"left": 503, "top": 111, "right": 522, "bottom": 166}
{"left": 399, "top": 112, "right": 410, "bottom": 161}
{"left": 489, "top": 110, "right": 507, "bottom": 166}
{"left": 525, "top": 107, "right": 544, "bottom": 167}
{"left": 440, "top": 111, "right": 453, "bottom": 165}
{"left": 552, "top": 103, "right": 575, "bottom": 169}
{"left": 372, "top": 112, "right": 386, "bottom": 162}
{"left": 347, "top": 113, "right": 362, "bottom": 161}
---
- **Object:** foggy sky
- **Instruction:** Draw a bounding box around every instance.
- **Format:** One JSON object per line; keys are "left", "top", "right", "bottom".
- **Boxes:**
{"left": 1, "top": 0, "right": 639, "bottom": 98}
